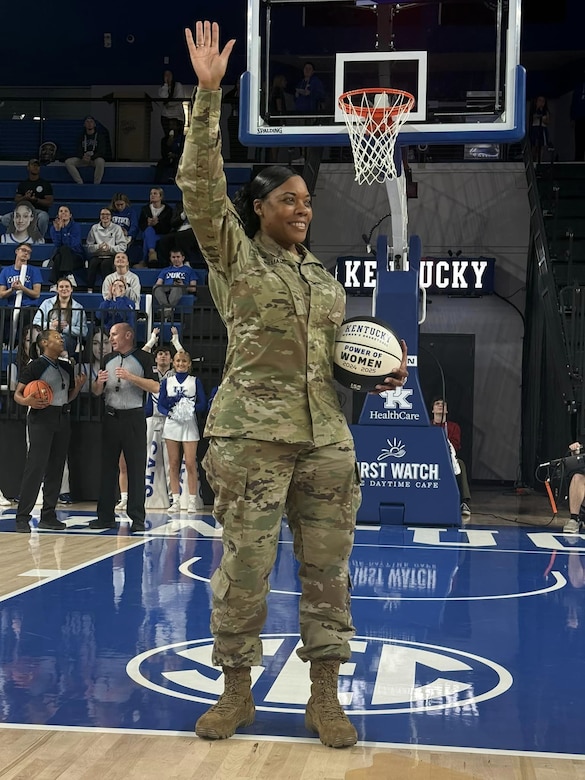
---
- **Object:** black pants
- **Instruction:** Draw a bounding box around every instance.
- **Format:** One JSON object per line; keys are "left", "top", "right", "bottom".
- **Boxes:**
{"left": 16, "top": 407, "right": 70, "bottom": 525}
{"left": 87, "top": 255, "right": 115, "bottom": 289}
{"left": 49, "top": 246, "right": 84, "bottom": 284}
{"left": 157, "top": 228, "right": 205, "bottom": 267}
{"left": 97, "top": 408, "right": 147, "bottom": 526}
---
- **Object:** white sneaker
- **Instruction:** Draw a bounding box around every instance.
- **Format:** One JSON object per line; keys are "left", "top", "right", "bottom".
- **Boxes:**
{"left": 168, "top": 499, "right": 181, "bottom": 514}
{"left": 115, "top": 497, "right": 127, "bottom": 511}
{"left": 187, "top": 496, "right": 197, "bottom": 513}
{"left": 0, "top": 492, "right": 11, "bottom": 507}
{"left": 460, "top": 502, "right": 471, "bottom": 517}
{"left": 66, "top": 274, "right": 77, "bottom": 287}
{"left": 563, "top": 518, "right": 581, "bottom": 534}
{"left": 49, "top": 284, "right": 57, "bottom": 292}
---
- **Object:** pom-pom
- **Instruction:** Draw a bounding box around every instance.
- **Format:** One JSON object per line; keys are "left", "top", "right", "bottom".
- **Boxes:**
{"left": 170, "top": 395, "right": 195, "bottom": 422}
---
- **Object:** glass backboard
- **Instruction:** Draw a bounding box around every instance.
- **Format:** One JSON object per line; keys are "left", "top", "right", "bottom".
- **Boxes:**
{"left": 239, "top": 0, "right": 525, "bottom": 147}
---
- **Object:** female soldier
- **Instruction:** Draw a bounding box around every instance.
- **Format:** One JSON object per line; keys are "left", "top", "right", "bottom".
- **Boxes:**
{"left": 177, "top": 21, "right": 407, "bottom": 748}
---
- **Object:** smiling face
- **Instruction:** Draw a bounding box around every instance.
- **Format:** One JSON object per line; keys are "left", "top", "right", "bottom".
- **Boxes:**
{"left": 99, "top": 209, "right": 112, "bottom": 227}
{"left": 173, "top": 351, "right": 191, "bottom": 373}
{"left": 253, "top": 175, "right": 312, "bottom": 251}
{"left": 56, "top": 279, "right": 73, "bottom": 301}
{"left": 14, "top": 204, "right": 35, "bottom": 233}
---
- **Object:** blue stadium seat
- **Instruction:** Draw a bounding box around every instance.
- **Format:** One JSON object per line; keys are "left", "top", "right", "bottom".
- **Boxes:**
{"left": 0, "top": 244, "right": 53, "bottom": 263}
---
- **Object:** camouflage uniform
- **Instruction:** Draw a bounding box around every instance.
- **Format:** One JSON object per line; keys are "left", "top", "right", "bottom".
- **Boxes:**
{"left": 177, "top": 89, "right": 361, "bottom": 668}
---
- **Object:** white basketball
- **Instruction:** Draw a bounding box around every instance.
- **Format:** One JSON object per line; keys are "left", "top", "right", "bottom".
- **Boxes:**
{"left": 333, "top": 316, "right": 402, "bottom": 392}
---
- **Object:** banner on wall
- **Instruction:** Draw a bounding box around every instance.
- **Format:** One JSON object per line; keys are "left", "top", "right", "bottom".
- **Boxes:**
{"left": 336, "top": 256, "right": 495, "bottom": 296}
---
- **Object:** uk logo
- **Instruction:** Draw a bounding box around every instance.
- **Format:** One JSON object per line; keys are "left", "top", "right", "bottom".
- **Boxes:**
{"left": 127, "top": 634, "right": 512, "bottom": 715}
{"left": 382, "top": 387, "right": 414, "bottom": 409}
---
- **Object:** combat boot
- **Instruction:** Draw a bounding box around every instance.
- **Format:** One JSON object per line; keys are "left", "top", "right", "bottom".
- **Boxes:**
{"left": 305, "top": 659, "right": 358, "bottom": 748}
{"left": 195, "top": 666, "right": 255, "bottom": 739}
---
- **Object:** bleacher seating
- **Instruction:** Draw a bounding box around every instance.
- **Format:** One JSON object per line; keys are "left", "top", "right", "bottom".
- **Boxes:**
{"left": 0, "top": 162, "right": 251, "bottom": 262}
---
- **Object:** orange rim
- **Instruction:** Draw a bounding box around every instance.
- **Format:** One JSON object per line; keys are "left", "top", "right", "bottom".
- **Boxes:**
{"left": 338, "top": 88, "right": 415, "bottom": 122}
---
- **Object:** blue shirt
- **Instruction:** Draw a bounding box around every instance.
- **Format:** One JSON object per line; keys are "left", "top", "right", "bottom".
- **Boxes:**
{"left": 156, "top": 265, "right": 198, "bottom": 287}
{"left": 0, "top": 263, "right": 42, "bottom": 305}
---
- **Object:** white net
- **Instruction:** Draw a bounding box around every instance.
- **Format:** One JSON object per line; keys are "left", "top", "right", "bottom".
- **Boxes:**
{"left": 338, "top": 89, "right": 415, "bottom": 186}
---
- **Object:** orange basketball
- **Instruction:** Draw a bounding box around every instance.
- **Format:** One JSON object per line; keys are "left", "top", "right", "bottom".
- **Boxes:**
{"left": 23, "top": 379, "right": 54, "bottom": 404}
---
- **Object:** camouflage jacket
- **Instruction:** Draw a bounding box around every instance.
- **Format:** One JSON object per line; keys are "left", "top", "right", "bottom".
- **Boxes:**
{"left": 177, "top": 88, "right": 351, "bottom": 446}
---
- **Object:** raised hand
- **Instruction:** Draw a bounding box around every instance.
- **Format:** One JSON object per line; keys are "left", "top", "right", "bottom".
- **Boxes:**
{"left": 184, "top": 20, "right": 236, "bottom": 91}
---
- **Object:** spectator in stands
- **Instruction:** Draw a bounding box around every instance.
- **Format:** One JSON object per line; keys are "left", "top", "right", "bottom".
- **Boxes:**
{"left": 153, "top": 249, "right": 198, "bottom": 320}
{"left": 158, "top": 70, "right": 186, "bottom": 137}
{"left": 65, "top": 116, "right": 110, "bottom": 185}
{"left": 0, "top": 159, "right": 53, "bottom": 237}
{"left": 101, "top": 251, "right": 141, "bottom": 305}
{"left": 156, "top": 201, "right": 205, "bottom": 268}
{"left": 33, "top": 277, "right": 88, "bottom": 357}
{"left": 86, "top": 208, "right": 128, "bottom": 292}
{"left": 0, "top": 201, "right": 45, "bottom": 244}
{"left": 96, "top": 279, "right": 136, "bottom": 333}
{"left": 48, "top": 205, "right": 84, "bottom": 288}
{"left": 529, "top": 96, "right": 552, "bottom": 164}
{"left": 0, "top": 244, "right": 42, "bottom": 309}
{"left": 138, "top": 187, "right": 173, "bottom": 266}
{"left": 155, "top": 118, "right": 185, "bottom": 184}
{"left": 431, "top": 397, "right": 471, "bottom": 517}
{"left": 109, "top": 193, "right": 139, "bottom": 248}
{"left": 294, "top": 62, "right": 325, "bottom": 114}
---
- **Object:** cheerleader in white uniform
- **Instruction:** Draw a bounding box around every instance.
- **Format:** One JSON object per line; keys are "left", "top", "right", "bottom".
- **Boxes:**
{"left": 158, "top": 351, "right": 207, "bottom": 513}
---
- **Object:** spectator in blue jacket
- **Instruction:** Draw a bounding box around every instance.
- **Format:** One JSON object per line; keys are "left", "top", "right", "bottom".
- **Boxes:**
{"left": 153, "top": 249, "right": 198, "bottom": 320}
{"left": 48, "top": 205, "right": 84, "bottom": 287}
{"left": 110, "top": 193, "right": 139, "bottom": 245}
{"left": 96, "top": 278, "right": 136, "bottom": 333}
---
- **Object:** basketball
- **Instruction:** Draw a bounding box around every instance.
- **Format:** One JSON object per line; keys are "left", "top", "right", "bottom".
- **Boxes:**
{"left": 333, "top": 316, "right": 402, "bottom": 392}
{"left": 23, "top": 379, "right": 54, "bottom": 404}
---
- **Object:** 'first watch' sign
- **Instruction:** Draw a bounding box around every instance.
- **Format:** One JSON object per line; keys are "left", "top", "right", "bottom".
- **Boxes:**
{"left": 335, "top": 256, "right": 495, "bottom": 296}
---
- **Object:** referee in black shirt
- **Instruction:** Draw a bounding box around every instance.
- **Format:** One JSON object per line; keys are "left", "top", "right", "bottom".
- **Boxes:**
{"left": 91, "top": 323, "right": 159, "bottom": 533}
{"left": 14, "top": 330, "right": 86, "bottom": 533}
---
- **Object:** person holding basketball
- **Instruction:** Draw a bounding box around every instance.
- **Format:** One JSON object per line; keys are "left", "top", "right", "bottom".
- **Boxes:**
{"left": 13, "top": 330, "right": 86, "bottom": 533}
{"left": 176, "top": 20, "right": 407, "bottom": 748}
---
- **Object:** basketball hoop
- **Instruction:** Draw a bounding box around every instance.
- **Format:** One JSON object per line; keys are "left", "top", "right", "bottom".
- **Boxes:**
{"left": 338, "top": 88, "right": 415, "bottom": 185}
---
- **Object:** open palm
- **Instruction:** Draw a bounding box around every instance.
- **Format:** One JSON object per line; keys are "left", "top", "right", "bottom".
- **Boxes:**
{"left": 185, "top": 21, "right": 236, "bottom": 91}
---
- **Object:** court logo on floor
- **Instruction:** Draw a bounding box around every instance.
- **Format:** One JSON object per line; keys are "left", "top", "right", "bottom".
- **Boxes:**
{"left": 127, "top": 634, "right": 512, "bottom": 714}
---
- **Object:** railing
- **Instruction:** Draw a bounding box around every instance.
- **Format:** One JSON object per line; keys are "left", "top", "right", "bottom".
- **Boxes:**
{"left": 0, "top": 294, "right": 228, "bottom": 423}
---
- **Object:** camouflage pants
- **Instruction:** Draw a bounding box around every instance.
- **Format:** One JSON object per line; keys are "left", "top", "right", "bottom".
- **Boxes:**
{"left": 202, "top": 436, "right": 362, "bottom": 668}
